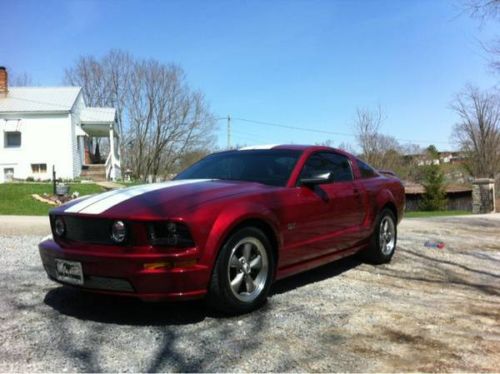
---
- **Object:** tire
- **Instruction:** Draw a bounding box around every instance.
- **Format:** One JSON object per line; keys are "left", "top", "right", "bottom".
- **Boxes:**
{"left": 207, "top": 226, "right": 275, "bottom": 314}
{"left": 361, "top": 208, "right": 397, "bottom": 264}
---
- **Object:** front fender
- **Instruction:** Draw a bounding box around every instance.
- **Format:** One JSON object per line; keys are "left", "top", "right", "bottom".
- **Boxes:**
{"left": 199, "top": 202, "right": 281, "bottom": 269}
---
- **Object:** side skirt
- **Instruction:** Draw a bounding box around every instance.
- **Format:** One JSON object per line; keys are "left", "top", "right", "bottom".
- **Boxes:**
{"left": 275, "top": 244, "right": 365, "bottom": 281}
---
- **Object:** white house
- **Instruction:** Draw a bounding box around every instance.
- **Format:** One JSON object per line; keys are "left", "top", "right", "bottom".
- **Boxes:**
{"left": 0, "top": 67, "right": 121, "bottom": 183}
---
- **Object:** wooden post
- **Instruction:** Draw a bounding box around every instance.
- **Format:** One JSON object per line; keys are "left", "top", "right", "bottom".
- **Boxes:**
{"left": 52, "top": 165, "right": 56, "bottom": 195}
{"left": 109, "top": 125, "right": 115, "bottom": 181}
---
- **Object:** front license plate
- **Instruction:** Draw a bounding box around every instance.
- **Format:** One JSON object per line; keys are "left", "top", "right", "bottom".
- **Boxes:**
{"left": 55, "top": 259, "right": 84, "bottom": 285}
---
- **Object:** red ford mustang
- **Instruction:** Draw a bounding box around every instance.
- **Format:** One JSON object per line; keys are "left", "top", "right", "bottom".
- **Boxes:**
{"left": 39, "top": 145, "right": 405, "bottom": 313}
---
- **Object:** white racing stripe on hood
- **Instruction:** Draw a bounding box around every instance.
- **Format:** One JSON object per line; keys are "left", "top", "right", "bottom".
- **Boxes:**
{"left": 64, "top": 187, "right": 130, "bottom": 213}
{"left": 64, "top": 179, "right": 213, "bottom": 215}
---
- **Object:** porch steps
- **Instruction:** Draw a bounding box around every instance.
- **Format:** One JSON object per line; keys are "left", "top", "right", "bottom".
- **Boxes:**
{"left": 80, "top": 164, "right": 107, "bottom": 182}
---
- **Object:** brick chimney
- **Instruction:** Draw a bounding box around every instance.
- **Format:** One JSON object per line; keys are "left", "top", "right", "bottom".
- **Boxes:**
{"left": 0, "top": 67, "right": 8, "bottom": 97}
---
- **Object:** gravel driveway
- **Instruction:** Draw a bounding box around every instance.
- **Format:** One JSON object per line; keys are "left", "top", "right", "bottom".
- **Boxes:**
{"left": 0, "top": 215, "right": 499, "bottom": 372}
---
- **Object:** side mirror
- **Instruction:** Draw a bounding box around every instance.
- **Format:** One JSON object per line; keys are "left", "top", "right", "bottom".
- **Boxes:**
{"left": 299, "top": 172, "right": 332, "bottom": 186}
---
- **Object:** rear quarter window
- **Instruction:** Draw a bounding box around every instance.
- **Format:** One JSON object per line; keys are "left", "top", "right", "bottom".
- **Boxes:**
{"left": 356, "top": 159, "right": 378, "bottom": 179}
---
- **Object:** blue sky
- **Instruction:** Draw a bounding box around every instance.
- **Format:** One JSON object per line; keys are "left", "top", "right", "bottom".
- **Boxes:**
{"left": 2, "top": 0, "right": 499, "bottom": 150}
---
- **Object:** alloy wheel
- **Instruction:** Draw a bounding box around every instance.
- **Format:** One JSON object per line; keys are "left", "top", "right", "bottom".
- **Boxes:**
{"left": 227, "top": 237, "right": 269, "bottom": 303}
{"left": 379, "top": 216, "right": 396, "bottom": 255}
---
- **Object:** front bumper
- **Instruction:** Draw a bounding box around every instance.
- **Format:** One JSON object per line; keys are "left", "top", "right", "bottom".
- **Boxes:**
{"left": 38, "top": 238, "right": 210, "bottom": 301}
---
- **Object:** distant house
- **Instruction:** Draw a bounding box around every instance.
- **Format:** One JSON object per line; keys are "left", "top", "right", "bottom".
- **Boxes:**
{"left": 0, "top": 67, "right": 121, "bottom": 183}
{"left": 405, "top": 151, "right": 466, "bottom": 167}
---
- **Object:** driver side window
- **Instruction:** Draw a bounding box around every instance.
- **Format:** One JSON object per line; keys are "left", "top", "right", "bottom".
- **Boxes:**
{"left": 299, "top": 153, "right": 333, "bottom": 180}
{"left": 299, "top": 152, "right": 353, "bottom": 183}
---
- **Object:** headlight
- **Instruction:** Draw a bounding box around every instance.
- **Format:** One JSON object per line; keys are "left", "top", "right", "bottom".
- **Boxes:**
{"left": 148, "top": 221, "right": 194, "bottom": 248}
{"left": 54, "top": 217, "right": 65, "bottom": 237}
{"left": 111, "top": 220, "right": 127, "bottom": 243}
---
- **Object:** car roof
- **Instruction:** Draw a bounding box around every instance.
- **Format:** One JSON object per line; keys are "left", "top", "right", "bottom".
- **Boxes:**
{"left": 239, "top": 144, "right": 323, "bottom": 151}
{"left": 238, "top": 144, "right": 353, "bottom": 154}
{"left": 209, "top": 145, "right": 354, "bottom": 158}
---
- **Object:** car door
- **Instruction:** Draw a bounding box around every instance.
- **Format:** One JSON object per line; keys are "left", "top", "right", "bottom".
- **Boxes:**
{"left": 281, "top": 151, "right": 363, "bottom": 266}
{"left": 322, "top": 152, "right": 364, "bottom": 232}
{"left": 321, "top": 152, "right": 365, "bottom": 248}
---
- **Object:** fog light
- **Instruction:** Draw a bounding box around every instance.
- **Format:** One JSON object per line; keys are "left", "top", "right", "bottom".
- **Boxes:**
{"left": 111, "top": 220, "right": 126, "bottom": 243}
{"left": 54, "top": 217, "right": 65, "bottom": 237}
{"left": 167, "top": 222, "right": 177, "bottom": 233}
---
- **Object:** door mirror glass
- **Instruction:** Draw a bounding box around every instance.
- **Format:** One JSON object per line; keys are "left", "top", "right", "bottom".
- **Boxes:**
{"left": 299, "top": 172, "right": 332, "bottom": 186}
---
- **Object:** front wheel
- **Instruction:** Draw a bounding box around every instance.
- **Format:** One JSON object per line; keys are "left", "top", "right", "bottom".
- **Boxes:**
{"left": 361, "top": 208, "right": 397, "bottom": 264}
{"left": 207, "top": 227, "right": 275, "bottom": 314}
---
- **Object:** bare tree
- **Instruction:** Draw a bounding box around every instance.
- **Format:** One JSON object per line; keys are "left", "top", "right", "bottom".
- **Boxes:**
{"left": 174, "top": 148, "right": 212, "bottom": 174}
{"left": 353, "top": 105, "right": 398, "bottom": 166}
{"left": 464, "top": 0, "right": 500, "bottom": 20}
{"left": 354, "top": 105, "right": 383, "bottom": 164}
{"left": 352, "top": 106, "right": 417, "bottom": 178}
{"left": 127, "top": 60, "right": 215, "bottom": 181}
{"left": 64, "top": 50, "right": 133, "bottom": 136}
{"left": 451, "top": 85, "right": 500, "bottom": 178}
{"left": 336, "top": 141, "right": 355, "bottom": 154}
{"left": 64, "top": 50, "right": 215, "bottom": 181}
{"left": 12, "top": 72, "right": 33, "bottom": 86}
{"left": 462, "top": 0, "right": 500, "bottom": 78}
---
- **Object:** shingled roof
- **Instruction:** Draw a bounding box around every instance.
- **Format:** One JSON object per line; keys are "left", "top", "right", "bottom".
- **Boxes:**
{"left": 0, "top": 87, "right": 81, "bottom": 113}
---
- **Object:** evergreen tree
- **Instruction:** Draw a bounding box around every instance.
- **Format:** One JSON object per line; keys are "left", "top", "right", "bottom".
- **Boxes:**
{"left": 420, "top": 163, "right": 447, "bottom": 211}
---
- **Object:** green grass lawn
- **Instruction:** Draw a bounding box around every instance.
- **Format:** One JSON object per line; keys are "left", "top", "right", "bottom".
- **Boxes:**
{"left": 404, "top": 210, "right": 471, "bottom": 218}
{"left": 0, "top": 183, "right": 105, "bottom": 216}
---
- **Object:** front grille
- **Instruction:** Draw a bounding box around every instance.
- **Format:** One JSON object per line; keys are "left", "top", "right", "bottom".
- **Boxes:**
{"left": 51, "top": 215, "right": 124, "bottom": 245}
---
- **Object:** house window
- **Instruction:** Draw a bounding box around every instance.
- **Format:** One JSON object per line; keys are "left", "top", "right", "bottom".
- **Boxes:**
{"left": 31, "top": 164, "right": 47, "bottom": 174}
{"left": 4, "top": 131, "right": 21, "bottom": 148}
{"left": 4, "top": 168, "right": 14, "bottom": 181}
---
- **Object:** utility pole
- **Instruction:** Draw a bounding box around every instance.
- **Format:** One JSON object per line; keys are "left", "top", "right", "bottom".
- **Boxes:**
{"left": 227, "top": 115, "right": 231, "bottom": 149}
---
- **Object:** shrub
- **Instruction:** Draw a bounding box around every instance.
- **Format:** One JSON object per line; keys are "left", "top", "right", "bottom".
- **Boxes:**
{"left": 420, "top": 163, "right": 447, "bottom": 211}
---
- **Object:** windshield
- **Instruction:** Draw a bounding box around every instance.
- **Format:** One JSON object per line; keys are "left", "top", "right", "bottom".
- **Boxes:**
{"left": 175, "top": 150, "right": 302, "bottom": 187}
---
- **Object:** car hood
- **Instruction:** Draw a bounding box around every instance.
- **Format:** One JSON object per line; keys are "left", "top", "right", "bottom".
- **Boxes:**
{"left": 54, "top": 179, "right": 276, "bottom": 219}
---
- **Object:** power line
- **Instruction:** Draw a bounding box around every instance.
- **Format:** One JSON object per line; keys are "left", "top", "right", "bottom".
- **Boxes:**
{"left": 4, "top": 94, "right": 454, "bottom": 146}
{"left": 233, "top": 117, "right": 353, "bottom": 137}
{"left": 229, "top": 116, "right": 454, "bottom": 146}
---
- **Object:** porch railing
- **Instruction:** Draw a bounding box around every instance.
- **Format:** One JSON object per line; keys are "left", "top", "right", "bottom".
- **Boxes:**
{"left": 105, "top": 147, "right": 121, "bottom": 181}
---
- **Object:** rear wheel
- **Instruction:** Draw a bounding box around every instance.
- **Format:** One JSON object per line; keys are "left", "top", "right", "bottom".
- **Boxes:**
{"left": 207, "top": 227, "right": 274, "bottom": 314}
{"left": 361, "top": 208, "right": 397, "bottom": 264}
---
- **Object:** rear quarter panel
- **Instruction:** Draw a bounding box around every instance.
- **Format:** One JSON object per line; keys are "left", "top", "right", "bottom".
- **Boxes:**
{"left": 359, "top": 176, "right": 405, "bottom": 229}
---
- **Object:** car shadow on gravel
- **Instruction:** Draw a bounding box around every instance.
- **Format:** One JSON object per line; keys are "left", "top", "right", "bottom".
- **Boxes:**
{"left": 43, "top": 286, "right": 218, "bottom": 326}
{"left": 43, "top": 255, "right": 362, "bottom": 326}
{"left": 271, "top": 255, "right": 361, "bottom": 295}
